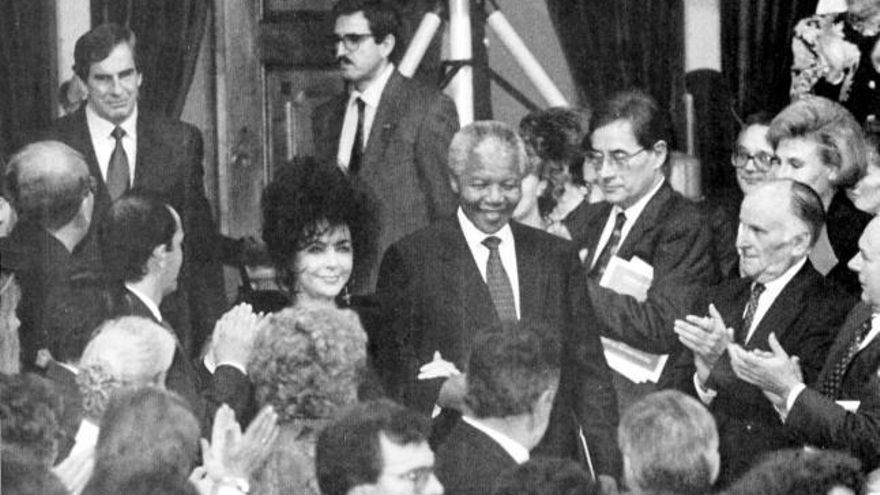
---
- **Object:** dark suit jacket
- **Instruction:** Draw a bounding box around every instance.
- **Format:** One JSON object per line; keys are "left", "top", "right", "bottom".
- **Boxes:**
{"left": 376, "top": 218, "right": 620, "bottom": 477}
{"left": 39, "top": 107, "right": 226, "bottom": 356}
{"left": 787, "top": 302, "right": 880, "bottom": 470}
{"left": 436, "top": 421, "right": 519, "bottom": 495}
{"left": 565, "top": 182, "right": 716, "bottom": 354}
{"left": 827, "top": 191, "right": 872, "bottom": 296}
{"left": 313, "top": 71, "right": 459, "bottom": 293}
{"left": 674, "top": 261, "right": 855, "bottom": 484}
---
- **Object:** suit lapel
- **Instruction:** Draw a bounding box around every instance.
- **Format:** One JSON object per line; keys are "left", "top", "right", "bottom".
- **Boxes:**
{"left": 323, "top": 95, "right": 348, "bottom": 161}
{"left": 134, "top": 112, "right": 156, "bottom": 189}
{"left": 817, "top": 302, "right": 874, "bottom": 385}
{"left": 67, "top": 108, "right": 110, "bottom": 208}
{"left": 746, "top": 262, "right": 816, "bottom": 348}
{"left": 712, "top": 278, "right": 751, "bottom": 339}
{"left": 362, "top": 71, "right": 404, "bottom": 173}
{"left": 511, "top": 222, "right": 545, "bottom": 320}
{"left": 616, "top": 183, "right": 674, "bottom": 259}
{"left": 437, "top": 221, "right": 498, "bottom": 331}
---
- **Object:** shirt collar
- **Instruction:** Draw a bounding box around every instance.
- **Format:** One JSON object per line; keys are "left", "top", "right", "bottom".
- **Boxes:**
{"left": 757, "top": 256, "right": 807, "bottom": 294}
{"left": 614, "top": 177, "right": 665, "bottom": 221}
{"left": 85, "top": 104, "right": 138, "bottom": 140}
{"left": 124, "top": 283, "right": 163, "bottom": 322}
{"left": 456, "top": 207, "right": 514, "bottom": 248}
{"left": 462, "top": 416, "right": 530, "bottom": 464}
{"left": 350, "top": 63, "right": 395, "bottom": 108}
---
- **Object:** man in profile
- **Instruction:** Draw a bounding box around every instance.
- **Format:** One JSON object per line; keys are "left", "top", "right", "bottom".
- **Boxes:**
{"left": 314, "top": 0, "right": 459, "bottom": 293}
{"left": 316, "top": 399, "right": 444, "bottom": 495}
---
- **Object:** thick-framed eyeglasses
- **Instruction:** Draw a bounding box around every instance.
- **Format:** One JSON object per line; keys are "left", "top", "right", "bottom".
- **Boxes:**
{"left": 730, "top": 149, "right": 776, "bottom": 172}
{"left": 329, "top": 33, "right": 375, "bottom": 51}
{"left": 584, "top": 147, "right": 647, "bottom": 171}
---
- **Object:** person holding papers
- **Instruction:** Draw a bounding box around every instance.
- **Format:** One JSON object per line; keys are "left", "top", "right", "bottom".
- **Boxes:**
{"left": 564, "top": 90, "right": 715, "bottom": 410}
{"left": 672, "top": 179, "right": 855, "bottom": 487}
{"left": 726, "top": 214, "right": 880, "bottom": 475}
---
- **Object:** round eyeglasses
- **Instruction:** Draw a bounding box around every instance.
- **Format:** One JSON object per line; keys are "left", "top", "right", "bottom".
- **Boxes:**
{"left": 584, "top": 148, "right": 647, "bottom": 171}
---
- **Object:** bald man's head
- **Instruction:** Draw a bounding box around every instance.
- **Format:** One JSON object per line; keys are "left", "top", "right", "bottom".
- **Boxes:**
{"left": 4, "top": 141, "right": 94, "bottom": 230}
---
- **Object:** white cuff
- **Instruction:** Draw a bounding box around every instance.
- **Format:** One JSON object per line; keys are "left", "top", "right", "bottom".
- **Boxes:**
{"left": 780, "top": 383, "right": 807, "bottom": 422}
{"left": 203, "top": 354, "right": 247, "bottom": 376}
{"left": 694, "top": 372, "right": 717, "bottom": 404}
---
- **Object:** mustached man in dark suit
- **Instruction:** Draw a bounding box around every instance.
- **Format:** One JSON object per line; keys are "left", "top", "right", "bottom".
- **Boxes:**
{"left": 728, "top": 214, "right": 880, "bottom": 473}
{"left": 40, "top": 23, "right": 225, "bottom": 357}
{"left": 313, "top": 0, "right": 459, "bottom": 294}
{"left": 436, "top": 322, "right": 560, "bottom": 495}
{"left": 376, "top": 121, "right": 620, "bottom": 491}
{"left": 563, "top": 90, "right": 716, "bottom": 411}
{"left": 673, "top": 180, "right": 855, "bottom": 485}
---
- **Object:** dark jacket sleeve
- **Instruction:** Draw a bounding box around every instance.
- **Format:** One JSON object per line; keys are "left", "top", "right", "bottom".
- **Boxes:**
{"left": 414, "top": 92, "right": 459, "bottom": 221}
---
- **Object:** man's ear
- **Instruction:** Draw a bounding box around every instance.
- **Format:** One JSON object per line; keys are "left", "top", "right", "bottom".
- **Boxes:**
{"left": 378, "top": 34, "right": 395, "bottom": 59}
{"left": 651, "top": 140, "right": 668, "bottom": 171}
{"left": 449, "top": 174, "right": 460, "bottom": 194}
{"left": 790, "top": 229, "right": 812, "bottom": 258}
{"left": 150, "top": 243, "right": 168, "bottom": 268}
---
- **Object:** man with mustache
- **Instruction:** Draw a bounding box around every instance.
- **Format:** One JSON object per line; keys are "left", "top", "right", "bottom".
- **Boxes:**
{"left": 39, "top": 23, "right": 226, "bottom": 358}
{"left": 313, "top": 0, "right": 460, "bottom": 295}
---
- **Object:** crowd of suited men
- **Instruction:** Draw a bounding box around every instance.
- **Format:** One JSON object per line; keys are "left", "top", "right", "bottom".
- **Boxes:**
{"left": 5, "top": 0, "right": 880, "bottom": 494}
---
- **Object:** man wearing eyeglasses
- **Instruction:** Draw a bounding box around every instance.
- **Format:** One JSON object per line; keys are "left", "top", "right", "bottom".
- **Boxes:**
{"left": 564, "top": 90, "right": 716, "bottom": 410}
{"left": 313, "top": 0, "right": 460, "bottom": 295}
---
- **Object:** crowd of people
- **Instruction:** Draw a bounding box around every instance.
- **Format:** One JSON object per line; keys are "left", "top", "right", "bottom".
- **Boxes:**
{"left": 3, "top": 0, "right": 880, "bottom": 494}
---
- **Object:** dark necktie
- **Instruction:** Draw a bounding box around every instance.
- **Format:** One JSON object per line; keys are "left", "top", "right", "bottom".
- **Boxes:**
{"left": 589, "top": 211, "right": 627, "bottom": 279}
{"left": 107, "top": 126, "right": 130, "bottom": 200}
{"left": 349, "top": 97, "right": 366, "bottom": 174}
{"left": 482, "top": 236, "right": 517, "bottom": 322}
{"left": 820, "top": 318, "right": 873, "bottom": 398}
{"left": 739, "top": 282, "right": 766, "bottom": 344}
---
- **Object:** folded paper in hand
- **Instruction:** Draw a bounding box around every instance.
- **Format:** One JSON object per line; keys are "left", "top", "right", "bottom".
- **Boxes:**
{"left": 598, "top": 255, "right": 668, "bottom": 384}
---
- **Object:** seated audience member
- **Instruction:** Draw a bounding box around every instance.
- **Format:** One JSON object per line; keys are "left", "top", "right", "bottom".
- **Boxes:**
{"left": 0, "top": 373, "right": 64, "bottom": 467}
{"left": 491, "top": 458, "right": 598, "bottom": 495}
{"left": 316, "top": 399, "right": 444, "bottom": 495}
{"left": 618, "top": 390, "right": 719, "bottom": 495}
{"left": 435, "top": 322, "right": 560, "bottom": 495}
{"left": 710, "top": 111, "right": 776, "bottom": 281}
{"left": 727, "top": 214, "right": 880, "bottom": 473}
{"left": 515, "top": 107, "right": 591, "bottom": 238}
{"left": 674, "top": 180, "right": 855, "bottom": 484}
{"left": 768, "top": 95, "right": 872, "bottom": 295}
{"left": 563, "top": 89, "right": 715, "bottom": 411}
{"left": 248, "top": 305, "right": 367, "bottom": 495}
{"left": 1, "top": 459, "right": 68, "bottom": 495}
{"left": 0, "top": 141, "right": 95, "bottom": 369}
{"left": 81, "top": 387, "right": 200, "bottom": 495}
{"left": 72, "top": 316, "right": 176, "bottom": 457}
{"left": 724, "top": 449, "right": 865, "bottom": 495}
{"left": 72, "top": 192, "right": 258, "bottom": 429}
{"left": 849, "top": 134, "right": 880, "bottom": 215}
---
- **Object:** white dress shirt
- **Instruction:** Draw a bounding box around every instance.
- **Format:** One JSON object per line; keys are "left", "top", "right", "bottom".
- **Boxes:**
{"left": 125, "top": 283, "right": 163, "bottom": 322}
{"left": 590, "top": 177, "right": 665, "bottom": 268}
{"left": 457, "top": 208, "right": 521, "bottom": 319}
{"left": 461, "top": 416, "right": 530, "bottom": 464}
{"left": 695, "top": 257, "right": 808, "bottom": 404}
{"left": 336, "top": 63, "right": 395, "bottom": 170}
{"left": 86, "top": 104, "right": 138, "bottom": 184}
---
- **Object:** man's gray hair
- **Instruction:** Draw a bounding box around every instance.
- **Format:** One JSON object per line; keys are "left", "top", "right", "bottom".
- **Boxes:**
{"left": 448, "top": 120, "right": 528, "bottom": 178}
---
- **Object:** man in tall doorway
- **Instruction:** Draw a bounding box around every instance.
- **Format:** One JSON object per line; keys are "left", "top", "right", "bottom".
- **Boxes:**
{"left": 40, "top": 23, "right": 225, "bottom": 357}
{"left": 313, "top": 0, "right": 460, "bottom": 294}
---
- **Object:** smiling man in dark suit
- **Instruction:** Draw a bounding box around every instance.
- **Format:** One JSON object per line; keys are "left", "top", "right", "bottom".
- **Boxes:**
{"left": 376, "top": 120, "right": 620, "bottom": 490}
{"left": 313, "top": 0, "right": 459, "bottom": 294}
{"left": 40, "top": 23, "right": 224, "bottom": 357}
{"left": 673, "top": 179, "right": 854, "bottom": 485}
{"left": 728, "top": 214, "right": 880, "bottom": 474}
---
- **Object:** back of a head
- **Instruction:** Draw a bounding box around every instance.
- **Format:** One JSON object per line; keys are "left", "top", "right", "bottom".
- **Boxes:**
{"left": 4, "top": 141, "right": 91, "bottom": 230}
{"left": 724, "top": 449, "right": 865, "bottom": 495}
{"left": 491, "top": 457, "right": 599, "bottom": 495}
{"left": 618, "top": 390, "right": 719, "bottom": 495}
{"left": 464, "top": 321, "right": 561, "bottom": 419}
{"left": 248, "top": 305, "right": 367, "bottom": 423}
{"left": 519, "top": 106, "right": 590, "bottom": 164}
{"left": 89, "top": 387, "right": 199, "bottom": 494}
{"left": 0, "top": 373, "right": 63, "bottom": 467}
{"left": 589, "top": 90, "right": 670, "bottom": 151}
{"left": 99, "top": 192, "right": 176, "bottom": 283}
{"left": 316, "top": 399, "right": 431, "bottom": 495}
{"left": 767, "top": 96, "right": 867, "bottom": 188}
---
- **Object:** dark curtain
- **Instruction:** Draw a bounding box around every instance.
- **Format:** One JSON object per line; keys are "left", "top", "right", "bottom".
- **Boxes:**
{"left": 91, "top": 0, "right": 210, "bottom": 118}
{"left": 722, "top": 0, "right": 818, "bottom": 118}
{"left": 546, "top": 0, "right": 686, "bottom": 148}
{"left": 0, "top": 0, "right": 55, "bottom": 160}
